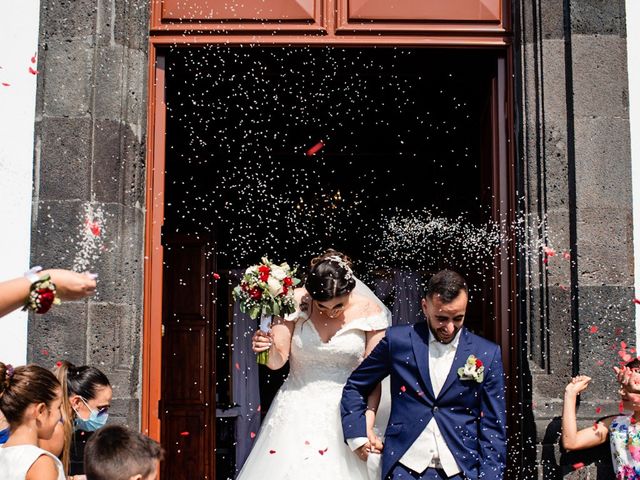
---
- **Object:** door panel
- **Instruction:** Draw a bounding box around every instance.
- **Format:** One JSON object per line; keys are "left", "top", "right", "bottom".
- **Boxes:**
{"left": 347, "top": 0, "right": 501, "bottom": 22}
{"left": 161, "top": 235, "right": 216, "bottom": 480}
{"left": 160, "top": 0, "right": 318, "bottom": 22}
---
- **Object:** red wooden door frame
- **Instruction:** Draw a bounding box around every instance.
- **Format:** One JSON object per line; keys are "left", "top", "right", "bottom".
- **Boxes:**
{"left": 142, "top": 19, "right": 518, "bottom": 469}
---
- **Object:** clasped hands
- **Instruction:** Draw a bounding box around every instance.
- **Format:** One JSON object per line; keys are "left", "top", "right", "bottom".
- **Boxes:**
{"left": 355, "top": 430, "right": 384, "bottom": 462}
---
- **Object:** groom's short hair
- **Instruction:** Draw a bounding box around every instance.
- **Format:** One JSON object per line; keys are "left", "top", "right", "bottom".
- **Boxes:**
{"left": 424, "top": 269, "right": 468, "bottom": 303}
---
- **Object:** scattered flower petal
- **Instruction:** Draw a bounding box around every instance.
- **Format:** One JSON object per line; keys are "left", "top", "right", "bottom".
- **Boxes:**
{"left": 306, "top": 141, "right": 324, "bottom": 156}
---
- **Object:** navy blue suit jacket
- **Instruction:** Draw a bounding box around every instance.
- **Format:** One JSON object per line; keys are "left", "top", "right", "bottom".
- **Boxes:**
{"left": 341, "top": 323, "right": 506, "bottom": 480}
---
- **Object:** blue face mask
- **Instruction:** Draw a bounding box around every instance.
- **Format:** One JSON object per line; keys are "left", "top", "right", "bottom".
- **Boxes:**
{"left": 74, "top": 397, "right": 109, "bottom": 432}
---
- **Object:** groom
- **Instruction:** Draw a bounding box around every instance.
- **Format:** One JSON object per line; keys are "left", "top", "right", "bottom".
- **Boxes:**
{"left": 341, "top": 269, "right": 506, "bottom": 479}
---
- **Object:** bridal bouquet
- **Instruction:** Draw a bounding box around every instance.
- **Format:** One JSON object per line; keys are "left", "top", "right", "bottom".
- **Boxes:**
{"left": 233, "top": 257, "right": 300, "bottom": 364}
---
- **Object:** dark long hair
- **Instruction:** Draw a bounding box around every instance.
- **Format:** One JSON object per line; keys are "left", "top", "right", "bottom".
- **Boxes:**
{"left": 54, "top": 360, "right": 111, "bottom": 474}
{"left": 304, "top": 249, "right": 357, "bottom": 301}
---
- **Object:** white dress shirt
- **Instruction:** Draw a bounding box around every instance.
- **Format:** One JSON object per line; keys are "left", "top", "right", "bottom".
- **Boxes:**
{"left": 347, "top": 329, "right": 463, "bottom": 477}
{"left": 397, "top": 329, "right": 462, "bottom": 477}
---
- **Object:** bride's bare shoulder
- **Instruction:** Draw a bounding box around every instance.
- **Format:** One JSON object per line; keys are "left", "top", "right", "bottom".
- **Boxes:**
{"left": 350, "top": 293, "right": 383, "bottom": 316}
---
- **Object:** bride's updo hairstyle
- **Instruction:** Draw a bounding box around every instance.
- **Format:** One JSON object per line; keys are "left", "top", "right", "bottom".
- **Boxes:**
{"left": 305, "top": 249, "right": 357, "bottom": 301}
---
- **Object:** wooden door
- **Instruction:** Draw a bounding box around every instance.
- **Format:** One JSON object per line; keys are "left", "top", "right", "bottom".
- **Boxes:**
{"left": 160, "top": 234, "right": 216, "bottom": 480}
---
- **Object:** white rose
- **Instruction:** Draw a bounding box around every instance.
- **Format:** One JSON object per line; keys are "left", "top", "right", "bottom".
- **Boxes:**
{"left": 245, "top": 266, "right": 258, "bottom": 275}
{"left": 463, "top": 364, "right": 476, "bottom": 377}
{"left": 267, "top": 277, "right": 283, "bottom": 296}
{"left": 271, "top": 266, "right": 286, "bottom": 281}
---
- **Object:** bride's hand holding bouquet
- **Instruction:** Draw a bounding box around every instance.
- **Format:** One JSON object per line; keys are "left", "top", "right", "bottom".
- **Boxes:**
{"left": 233, "top": 257, "right": 300, "bottom": 365}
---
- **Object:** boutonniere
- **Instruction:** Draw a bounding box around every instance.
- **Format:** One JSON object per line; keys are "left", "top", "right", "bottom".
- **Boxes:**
{"left": 458, "top": 355, "right": 484, "bottom": 383}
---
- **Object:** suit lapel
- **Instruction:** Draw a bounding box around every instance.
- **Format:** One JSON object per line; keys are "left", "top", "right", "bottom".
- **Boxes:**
{"left": 437, "top": 327, "right": 472, "bottom": 399}
{"left": 411, "top": 322, "right": 435, "bottom": 400}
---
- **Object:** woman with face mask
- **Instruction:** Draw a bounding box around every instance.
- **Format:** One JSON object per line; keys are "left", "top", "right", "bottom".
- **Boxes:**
{"left": 40, "top": 360, "right": 112, "bottom": 479}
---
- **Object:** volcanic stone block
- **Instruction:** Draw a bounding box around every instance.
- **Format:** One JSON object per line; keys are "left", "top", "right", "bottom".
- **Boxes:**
{"left": 570, "top": 0, "right": 626, "bottom": 37}
{"left": 31, "top": 200, "right": 86, "bottom": 269}
{"left": 574, "top": 116, "right": 632, "bottom": 208}
{"left": 39, "top": 0, "right": 99, "bottom": 40}
{"left": 28, "top": 301, "right": 88, "bottom": 367}
{"left": 87, "top": 302, "right": 139, "bottom": 398}
{"left": 571, "top": 36, "right": 629, "bottom": 119}
{"left": 39, "top": 38, "right": 94, "bottom": 118}
{"left": 575, "top": 206, "right": 633, "bottom": 286}
{"left": 37, "top": 117, "right": 92, "bottom": 201}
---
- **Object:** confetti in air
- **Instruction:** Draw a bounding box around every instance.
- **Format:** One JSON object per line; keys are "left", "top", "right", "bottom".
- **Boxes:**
{"left": 72, "top": 204, "right": 110, "bottom": 272}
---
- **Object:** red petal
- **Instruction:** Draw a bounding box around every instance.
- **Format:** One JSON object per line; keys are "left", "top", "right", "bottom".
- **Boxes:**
{"left": 634, "top": 298, "right": 640, "bottom": 305}
{"left": 235, "top": 362, "right": 240, "bottom": 370}
{"left": 304, "top": 440, "right": 310, "bottom": 445}
{"left": 31, "top": 54, "right": 37, "bottom": 64}
{"left": 257, "top": 405, "right": 261, "bottom": 412}
{"left": 1, "top": 83, "right": 9, "bottom": 87}
{"left": 56, "top": 361, "right": 62, "bottom": 367}
{"left": 563, "top": 252, "right": 571, "bottom": 260}
{"left": 213, "top": 273, "right": 220, "bottom": 280}
{"left": 250, "top": 432, "right": 256, "bottom": 439}
{"left": 620, "top": 401, "right": 625, "bottom": 413}
{"left": 180, "top": 431, "right": 189, "bottom": 436}
{"left": 400, "top": 385, "right": 406, "bottom": 393}
{"left": 269, "top": 449, "right": 276, "bottom": 454}
{"left": 306, "top": 141, "right": 324, "bottom": 156}
{"left": 89, "top": 223, "right": 101, "bottom": 236}
{"left": 622, "top": 341, "right": 628, "bottom": 349}
{"left": 589, "top": 326, "right": 598, "bottom": 334}
{"left": 318, "top": 450, "right": 324, "bottom": 455}
{"left": 572, "top": 462, "right": 585, "bottom": 470}
{"left": 41, "top": 349, "right": 49, "bottom": 356}
{"left": 28, "top": 66, "right": 39, "bottom": 75}
{"left": 595, "top": 407, "right": 601, "bottom": 414}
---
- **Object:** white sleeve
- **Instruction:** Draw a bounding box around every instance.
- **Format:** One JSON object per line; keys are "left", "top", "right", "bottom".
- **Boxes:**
{"left": 347, "top": 437, "right": 369, "bottom": 451}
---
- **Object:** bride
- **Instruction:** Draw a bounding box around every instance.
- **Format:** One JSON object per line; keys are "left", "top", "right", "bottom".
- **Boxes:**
{"left": 236, "top": 249, "right": 391, "bottom": 480}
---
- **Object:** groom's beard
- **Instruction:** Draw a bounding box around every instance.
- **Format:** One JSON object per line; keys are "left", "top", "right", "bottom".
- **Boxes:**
{"left": 427, "top": 319, "right": 460, "bottom": 344}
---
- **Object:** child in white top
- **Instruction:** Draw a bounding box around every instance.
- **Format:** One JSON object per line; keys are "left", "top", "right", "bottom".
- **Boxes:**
{"left": 0, "top": 362, "right": 65, "bottom": 480}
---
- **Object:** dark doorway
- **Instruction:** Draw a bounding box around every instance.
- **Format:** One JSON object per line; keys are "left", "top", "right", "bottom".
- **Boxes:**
{"left": 161, "top": 47, "right": 503, "bottom": 479}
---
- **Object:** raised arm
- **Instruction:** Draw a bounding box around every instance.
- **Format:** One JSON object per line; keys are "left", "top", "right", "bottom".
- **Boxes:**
{"left": 0, "top": 268, "right": 96, "bottom": 318}
{"left": 561, "top": 375, "right": 610, "bottom": 451}
{"left": 252, "top": 288, "right": 306, "bottom": 370}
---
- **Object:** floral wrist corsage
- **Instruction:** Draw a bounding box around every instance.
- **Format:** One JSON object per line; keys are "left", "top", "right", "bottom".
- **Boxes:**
{"left": 23, "top": 273, "right": 61, "bottom": 314}
{"left": 458, "top": 355, "right": 484, "bottom": 383}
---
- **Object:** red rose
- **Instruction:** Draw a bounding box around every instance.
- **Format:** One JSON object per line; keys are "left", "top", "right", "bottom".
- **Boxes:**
{"left": 249, "top": 288, "right": 262, "bottom": 300}
{"left": 258, "top": 265, "right": 270, "bottom": 282}
{"left": 241, "top": 282, "right": 249, "bottom": 292}
{"left": 36, "top": 289, "right": 56, "bottom": 313}
{"left": 283, "top": 277, "right": 293, "bottom": 287}
{"left": 281, "top": 286, "right": 288, "bottom": 296}
{"left": 475, "top": 359, "right": 483, "bottom": 368}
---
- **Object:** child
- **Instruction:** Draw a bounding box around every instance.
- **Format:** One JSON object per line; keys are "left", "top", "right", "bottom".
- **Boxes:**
{"left": 0, "top": 362, "right": 66, "bottom": 480}
{"left": 562, "top": 359, "right": 640, "bottom": 478}
{"left": 84, "top": 425, "right": 163, "bottom": 480}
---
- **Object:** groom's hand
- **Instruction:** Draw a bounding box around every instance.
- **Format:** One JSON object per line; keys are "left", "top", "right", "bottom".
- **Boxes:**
{"left": 367, "top": 431, "right": 384, "bottom": 453}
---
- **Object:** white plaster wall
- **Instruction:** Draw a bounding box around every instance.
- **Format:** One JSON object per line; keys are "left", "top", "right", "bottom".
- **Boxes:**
{"left": 0, "top": 1, "right": 41, "bottom": 365}
{"left": 628, "top": 1, "right": 640, "bottom": 348}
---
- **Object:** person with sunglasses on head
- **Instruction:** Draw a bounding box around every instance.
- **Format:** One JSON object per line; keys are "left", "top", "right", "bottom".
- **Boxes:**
{"left": 40, "top": 361, "right": 112, "bottom": 480}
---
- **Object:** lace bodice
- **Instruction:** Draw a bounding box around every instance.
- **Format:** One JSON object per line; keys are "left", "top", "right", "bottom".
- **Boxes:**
{"left": 285, "top": 310, "right": 389, "bottom": 388}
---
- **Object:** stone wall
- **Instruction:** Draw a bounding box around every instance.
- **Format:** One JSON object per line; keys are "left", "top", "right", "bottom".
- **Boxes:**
{"left": 516, "top": 0, "right": 633, "bottom": 478}
{"left": 28, "top": 0, "right": 149, "bottom": 429}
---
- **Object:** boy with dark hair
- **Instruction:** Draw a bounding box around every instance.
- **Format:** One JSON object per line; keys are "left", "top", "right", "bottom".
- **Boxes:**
{"left": 84, "top": 425, "right": 163, "bottom": 480}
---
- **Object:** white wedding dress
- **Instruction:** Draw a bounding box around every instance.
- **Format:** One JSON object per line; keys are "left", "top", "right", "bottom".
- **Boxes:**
{"left": 235, "top": 306, "right": 390, "bottom": 480}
